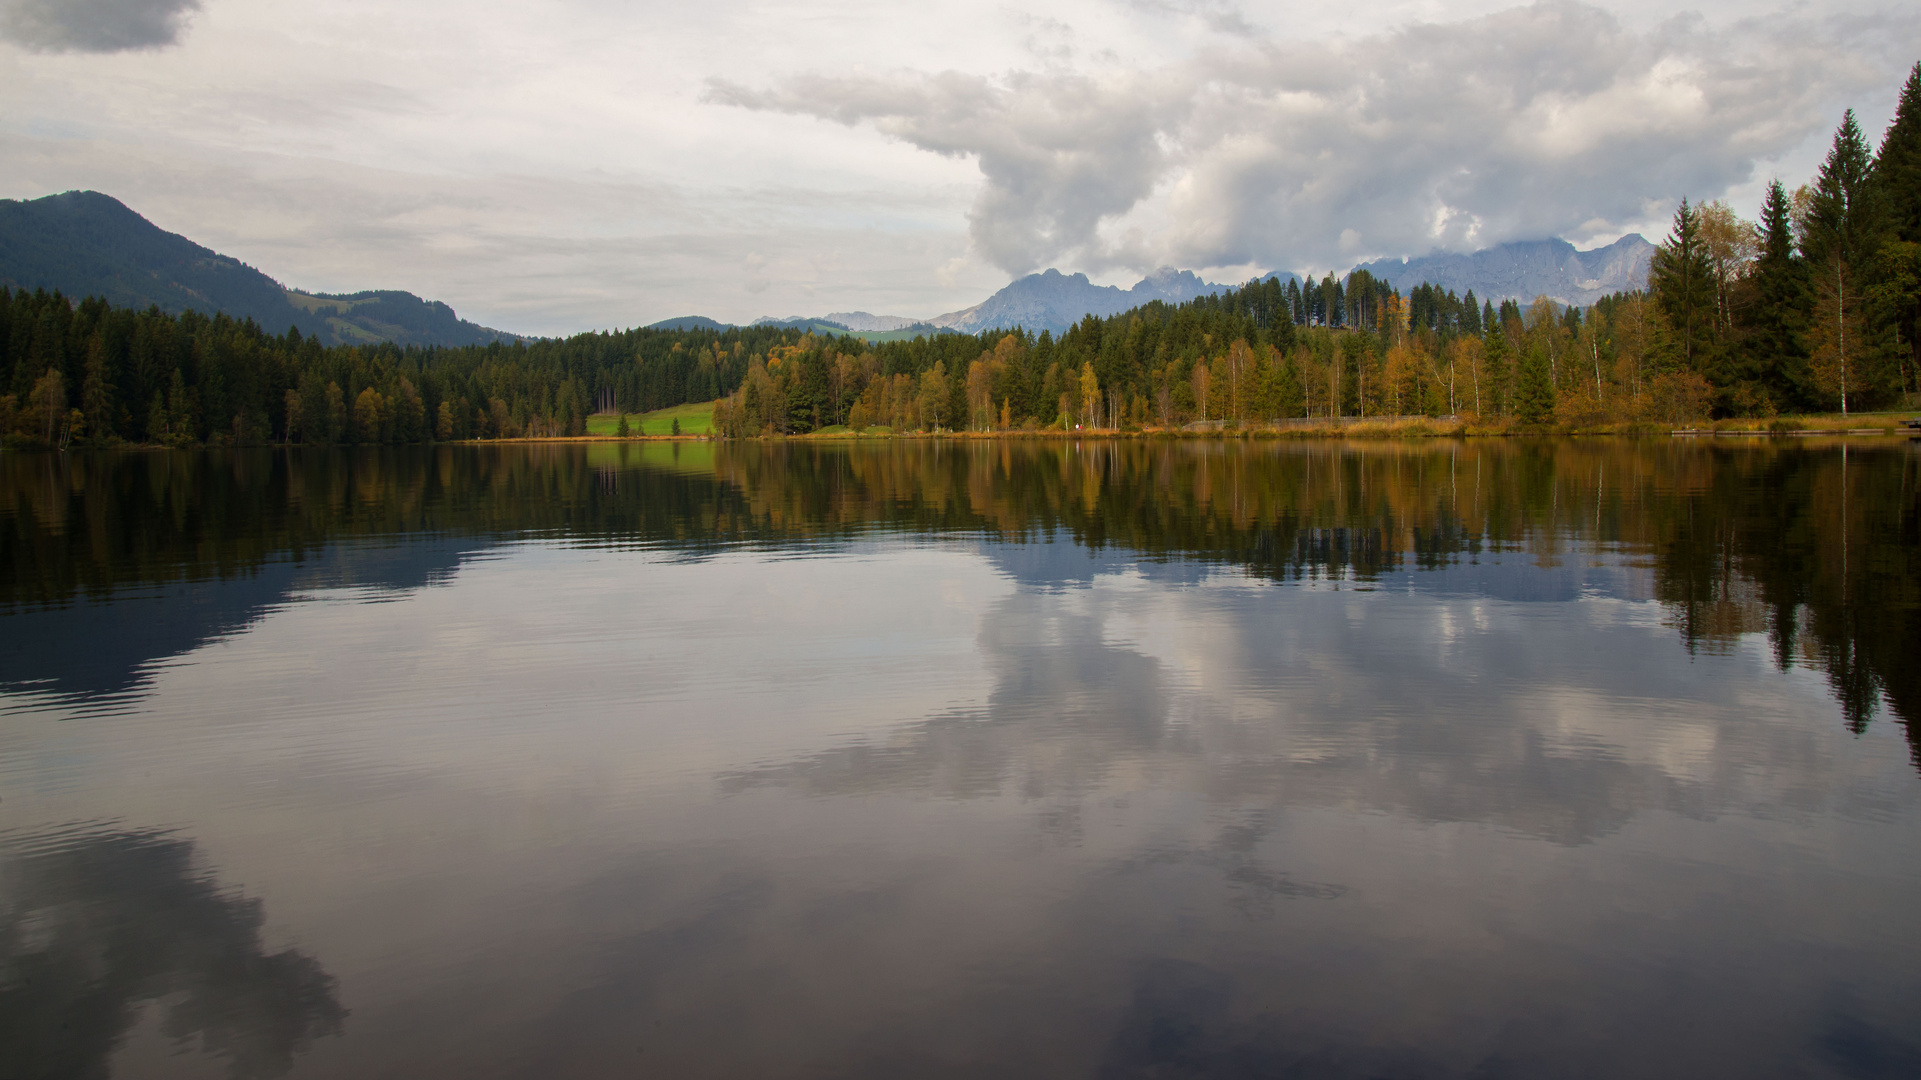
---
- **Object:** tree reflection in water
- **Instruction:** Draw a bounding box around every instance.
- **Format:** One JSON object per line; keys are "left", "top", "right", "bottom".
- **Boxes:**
{"left": 2, "top": 439, "right": 1915, "bottom": 762}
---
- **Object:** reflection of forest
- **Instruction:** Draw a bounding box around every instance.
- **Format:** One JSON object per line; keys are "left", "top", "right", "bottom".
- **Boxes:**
{"left": 0, "top": 829, "right": 346, "bottom": 1079}
{"left": 2, "top": 439, "right": 1915, "bottom": 761}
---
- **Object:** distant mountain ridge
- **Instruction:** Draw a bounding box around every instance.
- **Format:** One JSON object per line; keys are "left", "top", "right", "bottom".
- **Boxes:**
{"left": 757, "top": 238, "right": 1653, "bottom": 337}
{"left": 6, "top": 191, "right": 1656, "bottom": 344}
{"left": 0, "top": 191, "right": 521, "bottom": 347}
{"left": 1354, "top": 235, "right": 1654, "bottom": 308}
{"left": 929, "top": 267, "right": 1233, "bottom": 335}
{"left": 821, "top": 311, "right": 922, "bottom": 332}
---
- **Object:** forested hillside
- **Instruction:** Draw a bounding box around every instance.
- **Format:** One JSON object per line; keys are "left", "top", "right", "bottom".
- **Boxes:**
{"left": 2, "top": 63, "right": 1915, "bottom": 448}
{"left": 0, "top": 191, "right": 518, "bottom": 348}
{"left": 0, "top": 289, "right": 790, "bottom": 446}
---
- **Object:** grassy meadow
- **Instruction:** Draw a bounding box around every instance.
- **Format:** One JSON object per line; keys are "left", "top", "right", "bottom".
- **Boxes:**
{"left": 587, "top": 400, "right": 716, "bottom": 437}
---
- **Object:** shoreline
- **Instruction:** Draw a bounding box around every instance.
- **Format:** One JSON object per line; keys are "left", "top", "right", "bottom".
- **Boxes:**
{"left": 11, "top": 415, "right": 1913, "bottom": 452}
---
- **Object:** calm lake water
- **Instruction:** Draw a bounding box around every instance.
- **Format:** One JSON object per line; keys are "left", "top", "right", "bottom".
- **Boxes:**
{"left": 2, "top": 438, "right": 1919, "bottom": 1079}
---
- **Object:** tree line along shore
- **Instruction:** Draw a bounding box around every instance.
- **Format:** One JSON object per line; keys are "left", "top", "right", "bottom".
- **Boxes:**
{"left": 511, "top": 408, "right": 1916, "bottom": 442}
{"left": 3, "top": 64, "right": 1916, "bottom": 451}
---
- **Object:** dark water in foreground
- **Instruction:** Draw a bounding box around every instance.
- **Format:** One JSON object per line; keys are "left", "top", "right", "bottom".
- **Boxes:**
{"left": 2, "top": 438, "right": 1919, "bottom": 1079}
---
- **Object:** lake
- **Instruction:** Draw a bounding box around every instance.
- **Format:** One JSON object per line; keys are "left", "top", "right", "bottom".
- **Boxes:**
{"left": 2, "top": 438, "right": 1918, "bottom": 1079}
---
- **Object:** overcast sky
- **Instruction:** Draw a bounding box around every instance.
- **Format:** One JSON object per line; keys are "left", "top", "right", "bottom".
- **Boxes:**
{"left": 2, "top": 0, "right": 1916, "bottom": 334}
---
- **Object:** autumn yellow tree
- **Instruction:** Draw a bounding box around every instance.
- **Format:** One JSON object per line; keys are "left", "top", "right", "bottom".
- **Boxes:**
{"left": 917, "top": 360, "right": 950, "bottom": 431}
{"left": 1448, "top": 336, "right": 1484, "bottom": 416}
{"left": 1698, "top": 200, "right": 1759, "bottom": 342}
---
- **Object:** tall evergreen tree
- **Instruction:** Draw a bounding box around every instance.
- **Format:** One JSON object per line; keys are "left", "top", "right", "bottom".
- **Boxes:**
{"left": 1514, "top": 340, "right": 1555, "bottom": 423}
{"left": 1321, "top": 275, "right": 1344, "bottom": 328}
{"left": 1482, "top": 320, "right": 1514, "bottom": 416}
{"left": 1876, "top": 63, "right": 1921, "bottom": 246}
{"left": 1870, "top": 62, "right": 1921, "bottom": 396}
{"left": 1801, "top": 110, "right": 1877, "bottom": 412}
{"left": 1648, "top": 198, "right": 1716, "bottom": 374}
{"left": 1744, "top": 180, "right": 1814, "bottom": 409}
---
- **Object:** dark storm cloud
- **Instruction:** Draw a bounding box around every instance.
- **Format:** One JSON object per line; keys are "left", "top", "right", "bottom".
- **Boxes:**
{"left": 710, "top": 0, "right": 1915, "bottom": 274}
{"left": 0, "top": 0, "right": 199, "bottom": 51}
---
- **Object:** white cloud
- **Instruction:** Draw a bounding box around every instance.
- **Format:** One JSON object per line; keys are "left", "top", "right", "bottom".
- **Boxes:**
{"left": 717, "top": 1, "right": 1918, "bottom": 277}
{"left": 0, "top": 0, "right": 1914, "bottom": 327}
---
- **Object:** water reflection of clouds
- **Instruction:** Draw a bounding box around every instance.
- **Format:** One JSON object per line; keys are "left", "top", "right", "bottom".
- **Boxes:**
{"left": 727, "top": 541, "right": 1913, "bottom": 847}
{"left": 0, "top": 827, "right": 346, "bottom": 1079}
{"left": 723, "top": 582, "right": 1174, "bottom": 800}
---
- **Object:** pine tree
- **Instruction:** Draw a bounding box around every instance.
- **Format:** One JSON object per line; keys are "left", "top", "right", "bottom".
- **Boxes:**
{"left": 1802, "top": 110, "right": 1877, "bottom": 412}
{"left": 1649, "top": 198, "right": 1717, "bottom": 374}
{"left": 1744, "top": 180, "right": 1814, "bottom": 409}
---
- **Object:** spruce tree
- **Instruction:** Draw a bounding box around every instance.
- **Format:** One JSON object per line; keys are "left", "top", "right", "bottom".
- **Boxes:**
{"left": 1483, "top": 322, "right": 1514, "bottom": 416}
{"left": 1649, "top": 198, "right": 1716, "bottom": 373}
{"left": 1802, "top": 110, "right": 1878, "bottom": 411}
{"left": 1876, "top": 63, "right": 1921, "bottom": 245}
{"left": 1870, "top": 62, "right": 1921, "bottom": 395}
{"left": 1744, "top": 180, "right": 1814, "bottom": 408}
{"left": 1514, "top": 339, "right": 1555, "bottom": 423}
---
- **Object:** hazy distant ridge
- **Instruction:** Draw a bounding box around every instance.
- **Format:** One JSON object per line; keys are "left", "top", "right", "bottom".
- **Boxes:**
{"left": 821, "top": 311, "right": 922, "bottom": 332}
{"left": 1354, "top": 235, "right": 1654, "bottom": 307}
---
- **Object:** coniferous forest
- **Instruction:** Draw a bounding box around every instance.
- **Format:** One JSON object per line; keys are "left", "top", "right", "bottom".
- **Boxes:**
{"left": 2, "top": 64, "right": 1916, "bottom": 448}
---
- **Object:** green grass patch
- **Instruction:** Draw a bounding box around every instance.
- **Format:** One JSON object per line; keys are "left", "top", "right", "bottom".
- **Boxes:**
{"left": 588, "top": 400, "right": 715, "bottom": 437}
{"left": 583, "top": 440, "right": 715, "bottom": 474}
